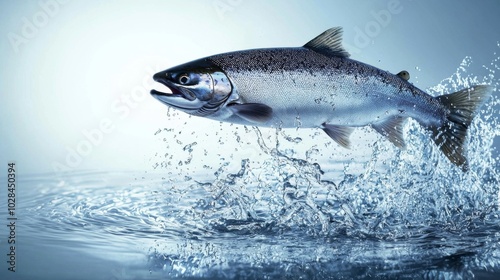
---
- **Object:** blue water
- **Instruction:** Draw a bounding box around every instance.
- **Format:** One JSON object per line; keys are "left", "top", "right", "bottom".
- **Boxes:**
{"left": 2, "top": 55, "right": 500, "bottom": 280}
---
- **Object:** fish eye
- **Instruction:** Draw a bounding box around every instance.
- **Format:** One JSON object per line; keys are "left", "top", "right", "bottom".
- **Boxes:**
{"left": 177, "top": 73, "right": 201, "bottom": 85}
{"left": 178, "top": 74, "right": 191, "bottom": 85}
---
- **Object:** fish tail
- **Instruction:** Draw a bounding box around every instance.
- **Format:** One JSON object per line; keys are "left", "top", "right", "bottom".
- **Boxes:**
{"left": 431, "top": 85, "right": 492, "bottom": 171}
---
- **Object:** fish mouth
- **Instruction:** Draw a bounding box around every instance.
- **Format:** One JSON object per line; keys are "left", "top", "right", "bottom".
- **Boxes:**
{"left": 151, "top": 73, "right": 201, "bottom": 110}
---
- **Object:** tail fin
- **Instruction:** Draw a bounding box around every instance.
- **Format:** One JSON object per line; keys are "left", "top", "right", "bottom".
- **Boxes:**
{"left": 432, "top": 85, "right": 492, "bottom": 171}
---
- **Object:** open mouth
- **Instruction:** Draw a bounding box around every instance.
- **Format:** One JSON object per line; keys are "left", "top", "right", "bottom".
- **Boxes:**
{"left": 151, "top": 73, "right": 185, "bottom": 98}
{"left": 150, "top": 72, "right": 200, "bottom": 110}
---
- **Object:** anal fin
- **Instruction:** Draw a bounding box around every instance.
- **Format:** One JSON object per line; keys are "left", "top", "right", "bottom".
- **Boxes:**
{"left": 372, "top": 117, "right": 407, "bottom": 149}
{"left": 322, "top": 124, "right": 354, "bottom": 149}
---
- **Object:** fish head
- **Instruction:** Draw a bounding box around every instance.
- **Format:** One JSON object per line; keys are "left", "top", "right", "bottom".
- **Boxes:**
{"left": 151, "top": 59, "right": 232, "bottom": 116}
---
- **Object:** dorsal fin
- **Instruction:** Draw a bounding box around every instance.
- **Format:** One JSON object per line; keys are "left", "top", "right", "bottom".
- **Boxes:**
{"left": 304, "top": 27, "right": 350, "bottom": 58}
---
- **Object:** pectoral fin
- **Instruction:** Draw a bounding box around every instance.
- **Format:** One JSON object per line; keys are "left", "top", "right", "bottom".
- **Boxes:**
{"left": 228, "top": 103, "right": 273, "bottom": 123}
{"left": 372, "top": 117, "right": 407, "bottom": 149}
{"left": 322, "top": 124, "right": 354, "bottom": 149}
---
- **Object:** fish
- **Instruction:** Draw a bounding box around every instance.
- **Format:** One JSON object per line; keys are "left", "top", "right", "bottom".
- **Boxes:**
{"left": 151, "top": 27, "right": 492, "bottom": 171}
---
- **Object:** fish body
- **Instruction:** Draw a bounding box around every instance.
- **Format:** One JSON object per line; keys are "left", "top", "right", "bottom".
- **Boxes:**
{"left": 151, "top": 27, "right": 492, "bottom": 170}
{"left": 205, "top": 47, "right": 442, "bottom": 129}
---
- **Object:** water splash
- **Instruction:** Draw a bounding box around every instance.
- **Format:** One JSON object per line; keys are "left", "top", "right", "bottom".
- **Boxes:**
{"left": 14, "top": 50, "right": 499, "bottom": 279}
{"left": 146, "top": 49, "right": 500, "bottom": 278}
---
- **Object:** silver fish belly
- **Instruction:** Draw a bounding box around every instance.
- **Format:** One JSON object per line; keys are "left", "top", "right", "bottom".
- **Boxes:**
{"left": 151, "top": 27, "right": 492, "bottom": 171}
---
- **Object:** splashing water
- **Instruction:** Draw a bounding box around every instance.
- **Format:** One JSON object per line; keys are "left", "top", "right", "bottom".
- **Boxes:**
{"left": 146, "top": 52, "right": 500, "bottom": 279}
{"left": 6, "top": 52, "right": 499, "bottom": 280}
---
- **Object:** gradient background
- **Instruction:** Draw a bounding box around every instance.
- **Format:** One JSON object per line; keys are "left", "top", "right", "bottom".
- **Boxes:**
{"left": 1, "top": 0, "right": 499, "bottom": 175}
